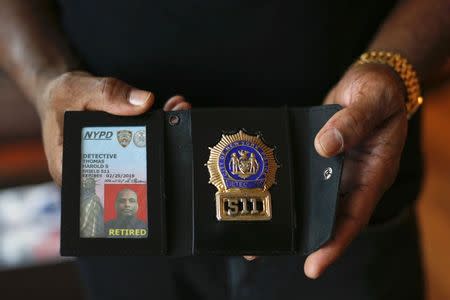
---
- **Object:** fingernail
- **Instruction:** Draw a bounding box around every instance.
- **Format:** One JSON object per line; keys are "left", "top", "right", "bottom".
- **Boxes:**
{"left": 129, "top": 89, "right": 152, "bottom": 106}
{"left": 244, "top": 256, "right": 257, "bottom": 261}
{"left": 172, "top": 103, "right": 184, "bottom": 111}
{"left": 173, "top": 102, "right": 191, "bottom": 111}
{"left": 319, "top": 128, "right": 343, "bottom": 156}
{"left": 304, "top": 263, "right": 320, "bottom": 279}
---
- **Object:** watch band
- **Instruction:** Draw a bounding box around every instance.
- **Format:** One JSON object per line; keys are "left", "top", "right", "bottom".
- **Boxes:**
{"left": 356, "top": 51, "right": 423, "bottom": 119}
{"left": 60, "top": 105, "right": 343, "bottom": 256}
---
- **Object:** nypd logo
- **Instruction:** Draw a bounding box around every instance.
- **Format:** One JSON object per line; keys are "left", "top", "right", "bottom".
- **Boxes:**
{"left": 83, "top": 131, "right": 113, "bottom": 140}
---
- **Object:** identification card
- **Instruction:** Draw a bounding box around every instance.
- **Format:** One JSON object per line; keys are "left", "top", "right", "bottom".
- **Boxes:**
{"left": 80, "top": 126, "right": 148, "bottom": 239}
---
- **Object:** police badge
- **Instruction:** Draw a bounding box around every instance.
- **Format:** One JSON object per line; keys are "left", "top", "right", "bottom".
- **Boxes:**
{"left": 117, "top": 130, "right": 132, "bottom": 147}
{"left": 207, "top": 130, "right": 278, "bottom": 221}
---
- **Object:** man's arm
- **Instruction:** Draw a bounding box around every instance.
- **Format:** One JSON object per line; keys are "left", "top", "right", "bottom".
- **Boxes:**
{"left": 0, "top": 0, "right": 77, "bottom": 113}
{"left": 305, "top": 0, "right": 450, "bottom": 279}
{"left": 0, "top": 0, "right": 160, "bottom": 184}
{"left": 369, "top": 0, "right": 450, "bottom": 85}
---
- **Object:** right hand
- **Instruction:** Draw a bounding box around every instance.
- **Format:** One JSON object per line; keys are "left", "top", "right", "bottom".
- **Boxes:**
{"left": 36, "top": 71, "right": 190, "bottom": 185}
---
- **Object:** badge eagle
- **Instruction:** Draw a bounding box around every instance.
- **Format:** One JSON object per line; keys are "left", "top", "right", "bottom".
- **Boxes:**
{"left": 206, "top": 130, "right": 278, "bottom": 221}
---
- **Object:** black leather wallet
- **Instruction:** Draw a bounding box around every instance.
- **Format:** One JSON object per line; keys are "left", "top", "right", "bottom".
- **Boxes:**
{"left": 61, "top": 105, "right": 343, "bottom": 256}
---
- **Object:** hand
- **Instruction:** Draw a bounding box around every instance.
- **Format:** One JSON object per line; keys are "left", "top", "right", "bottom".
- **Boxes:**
{"left": 304, "top": 63, "right": 408, "bottom": 278}
{"left": 36, "top": 71, "right": 190, "bottom": 185}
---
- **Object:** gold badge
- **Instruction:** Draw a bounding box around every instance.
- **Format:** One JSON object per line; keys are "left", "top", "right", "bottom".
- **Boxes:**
{"left": 206, "top": 130, "right": 278, "bottom": 221}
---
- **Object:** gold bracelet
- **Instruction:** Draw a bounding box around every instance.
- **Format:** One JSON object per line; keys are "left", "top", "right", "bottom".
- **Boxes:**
{"left": 356, "top": 51, "right": 423, "bottom": 119}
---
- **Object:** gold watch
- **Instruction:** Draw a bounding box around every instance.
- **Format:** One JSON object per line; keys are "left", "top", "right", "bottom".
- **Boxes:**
{"left": 356, "top": 51, "right": 423, "bottom": 119}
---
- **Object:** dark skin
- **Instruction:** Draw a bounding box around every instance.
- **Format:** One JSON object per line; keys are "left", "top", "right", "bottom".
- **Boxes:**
{"left": 115, "top": 189, "right": 139, "bottom": 219}
{"left": 0, "top": 0, "right": 449, "bottom": 279}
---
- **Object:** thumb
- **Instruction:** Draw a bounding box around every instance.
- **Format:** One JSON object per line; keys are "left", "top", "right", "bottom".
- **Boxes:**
{"left": 314, "top": 101, "right": 388, "bottom": 157}
{"left": 80, "top": 76, "right": 154, "bottom": 115}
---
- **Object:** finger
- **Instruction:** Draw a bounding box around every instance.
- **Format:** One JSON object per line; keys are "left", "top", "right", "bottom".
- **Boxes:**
{"left": 48, "top": 144, "right": 63, "bottom": 186}
{"left": 164, "top": 95, "right": 186, "bottom": 111}
{"left": 172, "top": 101, "right": 191, "bottom": 111}
{"left": 73, "top": 76, "right": 154, "bottom": 115}
{"left": 314, "top": 97, "right": 400, "bottom": 158}
{"left": 43, "top": 126, "right": 63, "bottom": 186}
{"left": 40, "top": 114, "right": 64, "bottom": 186}
{"left": 304, "top": 187, "right": 378, "bottom": 279}
{"left": 243, "top": 256, "right": 257, "bottom": 261}
{"left": 315, "top": 67, "right": 406, "bottom": 158}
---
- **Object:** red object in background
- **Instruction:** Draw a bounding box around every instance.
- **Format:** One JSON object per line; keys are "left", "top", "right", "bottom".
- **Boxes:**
{"left": 0, "top": 139, "right": 50, "bottom": 185}
{"left": 103, "top": 184, "right": 147, "bottom": 223}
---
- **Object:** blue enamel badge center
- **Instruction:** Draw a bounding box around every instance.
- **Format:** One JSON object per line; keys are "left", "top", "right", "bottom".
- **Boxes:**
{"left": 207, "top": 130, "right": 278, "bottom": 221}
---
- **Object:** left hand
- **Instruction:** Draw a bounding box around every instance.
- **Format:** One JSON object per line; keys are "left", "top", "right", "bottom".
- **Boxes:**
{"left": 244, "top": 63, "right": 408, "bottom": 278}
{"left": 304, "top": 63, "right": 408, "bottom": 278}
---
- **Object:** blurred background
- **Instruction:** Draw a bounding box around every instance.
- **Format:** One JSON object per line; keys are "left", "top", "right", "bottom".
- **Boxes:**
{"left": 0, "top": 72, "right": 84, "bottom": 299}
{"left": 0, "top": 69, "right": 449, "bottom": 299}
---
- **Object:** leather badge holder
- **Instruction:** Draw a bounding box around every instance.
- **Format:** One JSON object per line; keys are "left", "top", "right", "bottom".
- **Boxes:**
{"left": 60, "top": 105, "right": 343, "bottom": 256}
